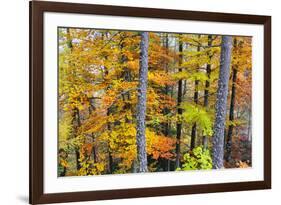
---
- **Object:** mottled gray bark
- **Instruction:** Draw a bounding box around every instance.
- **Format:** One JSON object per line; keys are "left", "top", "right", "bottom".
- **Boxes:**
{"left": 212, "top": 36, "right": 233, "bottom": 169}
{"left": 136, "top": 32, "right": 149, "bottom": 172}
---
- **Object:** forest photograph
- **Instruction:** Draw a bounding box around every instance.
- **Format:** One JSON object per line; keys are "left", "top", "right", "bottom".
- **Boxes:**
{"left": 58, "top": 27, "right": 252, "bottom": 177}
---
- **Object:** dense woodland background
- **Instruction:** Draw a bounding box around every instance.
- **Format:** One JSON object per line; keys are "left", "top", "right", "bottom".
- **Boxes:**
{"left": 58, "top": 28, "right": 252, "bottom": 176}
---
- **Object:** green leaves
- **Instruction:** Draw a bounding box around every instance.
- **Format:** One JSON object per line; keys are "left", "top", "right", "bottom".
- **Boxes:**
{"left": 178, "top": 146, "right": 212, "bottom": 171}
{"left": 181, "top": 103, "right": 214, "bottom": 136}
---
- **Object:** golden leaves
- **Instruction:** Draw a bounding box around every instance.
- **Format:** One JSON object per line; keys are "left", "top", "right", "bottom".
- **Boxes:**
{"left": 148, "top": 71, "right": 176, "bottom": 86}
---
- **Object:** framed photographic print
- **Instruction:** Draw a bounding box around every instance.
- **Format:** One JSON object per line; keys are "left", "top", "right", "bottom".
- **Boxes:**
{"left": 30, "top": 0, "right": 271, "bottom": 204}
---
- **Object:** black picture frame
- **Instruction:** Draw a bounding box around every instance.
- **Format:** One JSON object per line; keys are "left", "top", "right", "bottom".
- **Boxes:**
{"left": 30, "top": 1, "right": 271, "bottom": 204}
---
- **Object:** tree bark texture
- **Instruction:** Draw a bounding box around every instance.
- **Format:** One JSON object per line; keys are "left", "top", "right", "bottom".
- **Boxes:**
{"left": 212, "top": 36, "right": 232, "bottom": 169}
{"left": 136, "top": 32, "right": 149, "bottom": 172}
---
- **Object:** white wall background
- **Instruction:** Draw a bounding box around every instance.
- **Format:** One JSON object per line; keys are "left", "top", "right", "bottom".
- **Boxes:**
{"left": 0, "top": 0, "right": 278, "bottom": 204}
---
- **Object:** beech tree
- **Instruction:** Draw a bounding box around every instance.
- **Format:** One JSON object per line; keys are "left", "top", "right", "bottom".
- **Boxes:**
{"left": 136, "top": 32, "right": 149, "bottom": 172}
{"left": 212, "top": 36, "right": 233, "bottom": 169}
{"left": 58, "top": 28, "right": 252, "bottom": 176}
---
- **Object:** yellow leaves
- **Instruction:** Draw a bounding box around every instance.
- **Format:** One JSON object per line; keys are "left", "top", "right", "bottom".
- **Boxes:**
{"left": 127, "top": 60, "right": 139, "bottom": 72}
{"left": 58, "top": 113, "right": 73, "bottom": 148}
{"left": 95, "top": 163, "right": 106, "bottom": 173}
{"left": 58, "top": 28, "right": 252, "bottom": 175}
{"left": 148, "top": 71, "right": 176, "bottom": 86}
{"left": 172, "top": 71, "right": 189, "bottom": 80}
{"left": 122, "top": 50, "right": 135, "bottom": 61}
{"left": 100, "top": 80, "right": 137, "bottom": 110}
{"left": 231, "top": 37, "right": 252, "bottom": 71}
{"left": 78, "top": 161, "right": 106, "bottom": 176}
{"left": 81, "top": 112, "right": 108, "bottom": 134}
{"left": 59, "top": 159, "right": 69, "bottom": 168}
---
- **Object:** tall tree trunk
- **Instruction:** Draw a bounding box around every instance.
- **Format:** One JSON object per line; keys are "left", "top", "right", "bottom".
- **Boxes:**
{"left": 106, "top": 109, "right": 114, "bottom": 174}
{"left": 202, "top": 35, "right": 212, "bottom": 150}
{"left": 120, "top": 33, "right": 137, "bottom": 172}
{"left": 247, "top": 106, "right": 252, "bottom": 142}
{"left": 66, "top": 29, "right": 82, "bottom": 172}
{"left": 190, "top": 36, "right": 201, "bottom": 150}
{"left": 225, "top": 67, "right": 238, "bottom": 162}
{"left": 74, "top": 108, "right": 82, "bottom": 171}
{"left": 212, "top": 36, "right": 232, "bottom": 169}
{"left": 136, "top": 32, "right": 149, "bottom": 172}
{"left": 66, "top": 28, "right": 73, "bottom": 50}
{"left": 101, "top": 32, "right": 115, "bottom": 174}
{"left": 88, "top": 100, "right": 98, "bottom": 163}
{"left": 225, "top": 38, "right": 238, "bottom": 162}
{"left": 163, "top": 33, "right": 170, "bottom": 137}
{"left": 175, "top": 36, "right": 183, "bottom": 169}
{"left": 162, "top": 34, "right": 171, "bottom": 171}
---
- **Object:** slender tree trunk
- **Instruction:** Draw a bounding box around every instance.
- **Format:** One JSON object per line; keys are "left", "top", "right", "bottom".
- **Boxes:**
{"left": 190, "top": 35, "right": 201, "bottom": 150}
{"left": 212, "top": 36, "right": 232, "bottom": 169}
{"left": 66, "top": 28, "right": 79, "bottom": 173}
{"left": 202, "top": 35, "right": 212, "bottom": 150}
{"left": 106, "top": 108, "right": 114, "bottom": 174}
{"left": 225, "top": 67, "right": 238, "bottom": 162}
{"left": 66, "top": 28, "right": 73, "bottom": 50}
{"left": 75, "top": 108, "right": 82, "bottom": 171}
{"left": 66, "top": 29, "right": 82, "bottom": 172}
{"left": 62, "top": 167, "right": 66, "bottom": 176}
{"left": 175, "top": 36, "right": 183, "bottom": 169}
{"left": 163, "top": 34, "right": 171, "bottom": 171}
{"left": 88, "top": 101, "right": 98, "bottom": 163}
{"left": 136, "top": 32, "right": 149, "bottom": 172}
{"left": 163, "top": 34, "right": 170, "bottom": 137}
{"left": 247, "top": 106, "right": 252, "bottom": 142}
{"left": 190, "top": 92, "right": 198, "bottom": 150}
{"left": 101, "top": 32, "right": 115, "bottom": 174}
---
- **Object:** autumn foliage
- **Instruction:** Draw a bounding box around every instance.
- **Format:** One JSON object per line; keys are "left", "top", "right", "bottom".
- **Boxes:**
{"left": 58, "top": 28, "right": 252, "bottom": 176}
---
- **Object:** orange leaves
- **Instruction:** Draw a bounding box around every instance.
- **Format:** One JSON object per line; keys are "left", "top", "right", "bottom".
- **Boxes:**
{"left": 59, "top": 159, "right": 69, "bottom": 168}
{"left": 101, "top": 80, "right": 137, "bottom": 110}
{"left": 126, "top": 60, "right": 139, "bottom": 72}
{"left": 146, "top": 129, "right": 176, "bottom": 160}
{"left": 148, "top": 71, "right": 176, "bottom": 87}
{"left": 236, "top": 160, "right": 250, "bottom": 168}
{"left": 158, "top": 94, "right": 177, "bottom": 110}
{"left": 81, "top": 111, "right": 108, "bottom": 134}
{"left": 79, "top": 143, "right": 93, "bottom": 163}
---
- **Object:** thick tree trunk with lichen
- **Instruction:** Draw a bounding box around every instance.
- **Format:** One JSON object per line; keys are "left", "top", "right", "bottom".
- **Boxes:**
{"left": 136, "top": 32, "right": 149, "bottom": 172}
{"left": 212, "top": 36, "right": 232, "bottom": 169}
